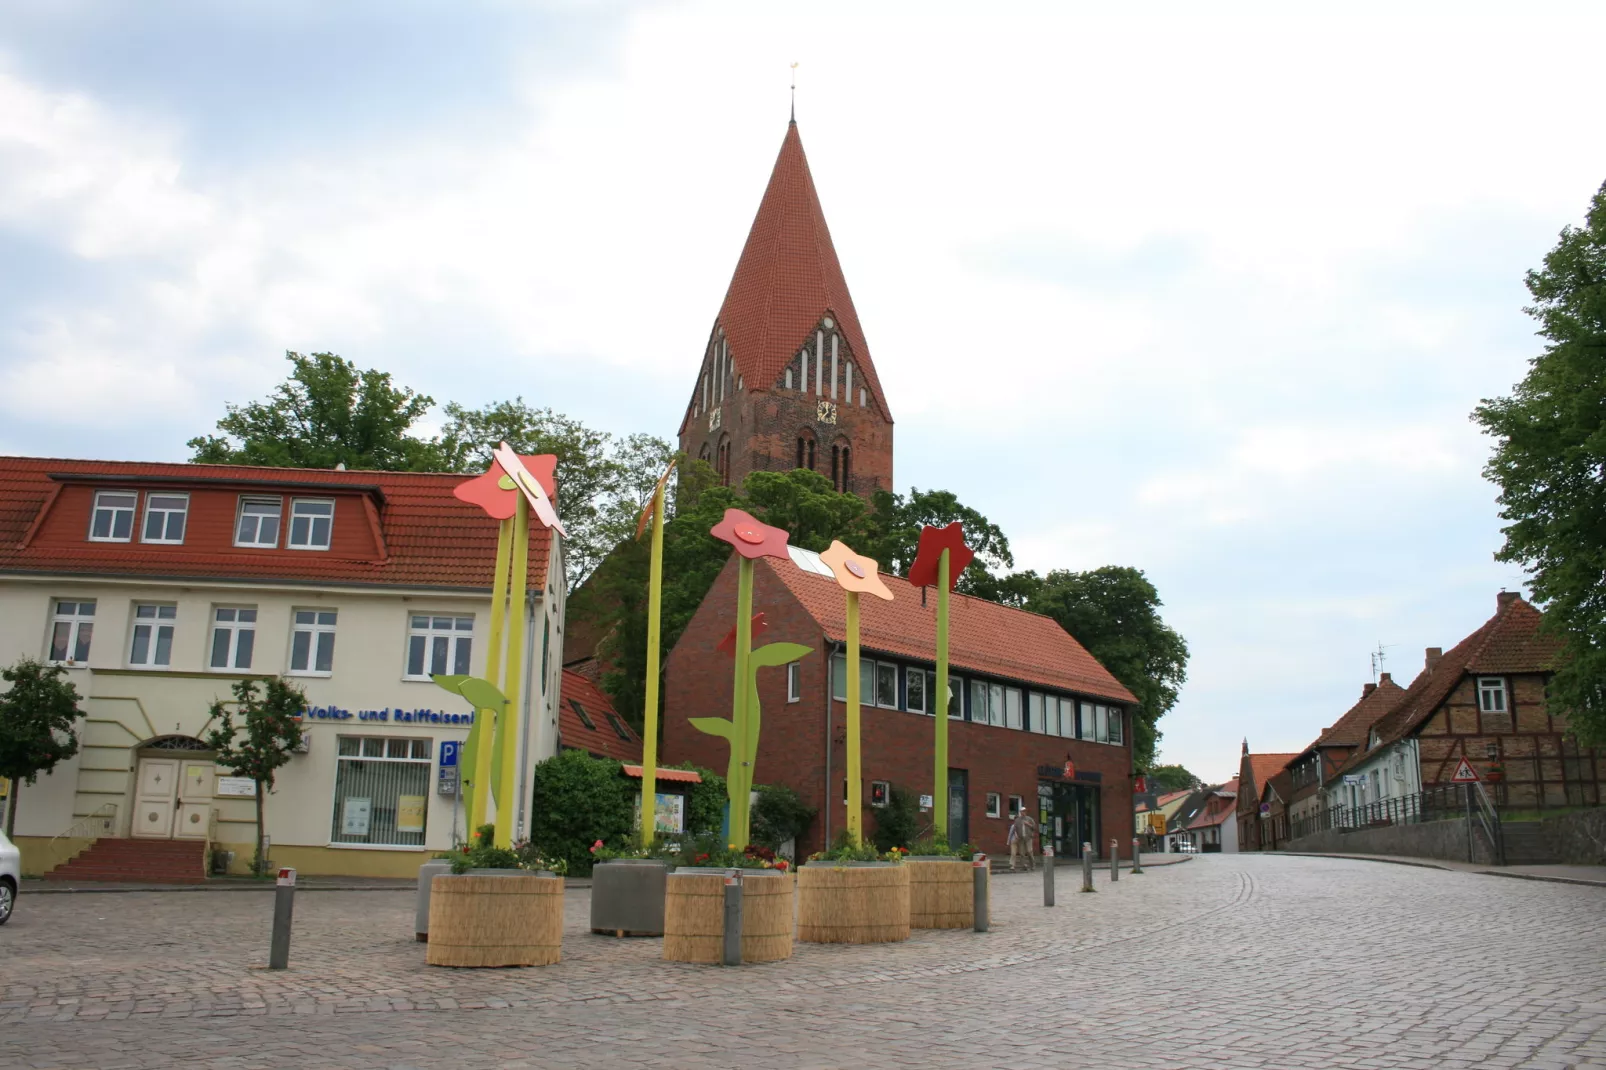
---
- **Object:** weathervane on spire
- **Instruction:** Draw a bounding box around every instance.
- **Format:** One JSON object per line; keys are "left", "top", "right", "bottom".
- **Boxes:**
{"left": 790, "top": 61, "right": 799, "bottom": 123}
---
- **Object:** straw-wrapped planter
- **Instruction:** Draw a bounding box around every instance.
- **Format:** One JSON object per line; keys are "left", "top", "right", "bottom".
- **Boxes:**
{"left": 797, "top": 861, "right": 910, "bottom": 944}
{"left": 426, "top": 872, "right": 563, "bottom": 968}
{"left": 590, "top": 859, "right": 669, "bottom": 937}
{"left": 663, "top": 868, "right": 793, "bottom": 964}
{"left": 906, "top": 856, "right": 982, "bottom": 929}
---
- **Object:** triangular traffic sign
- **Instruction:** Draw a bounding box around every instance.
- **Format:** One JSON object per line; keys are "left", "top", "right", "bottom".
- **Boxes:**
{"left": 1450, "top": 758, "right": 1480, "bottom": 783}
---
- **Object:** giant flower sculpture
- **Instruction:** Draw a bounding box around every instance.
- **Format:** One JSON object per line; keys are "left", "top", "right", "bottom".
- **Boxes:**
{"left": 632, "top": 457, "right": 676, "bottom": 845}
{"left": 820, "top": 540, "right": 894, "bottom": 844}
{"left": 436, "top": 445, "right": 560, "bottom": 846}
{"left": 690, "top": 509, "right": 809, "bottom": 848}
{"left": 907, "top": 522, "right": 974, "bottom": 842}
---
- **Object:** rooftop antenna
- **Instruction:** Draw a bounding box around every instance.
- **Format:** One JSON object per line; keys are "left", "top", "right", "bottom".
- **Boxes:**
{"left": 1370, "top": 641, "right": 1392, "bottom": 683}
{"left": 790, "top": 61, "right": 799, "bottom": 123}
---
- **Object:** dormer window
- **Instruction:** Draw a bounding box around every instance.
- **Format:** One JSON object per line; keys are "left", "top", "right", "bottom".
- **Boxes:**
{"left": 141, "top": 494, "right": 189, "bottom": 544}
{"left": 236, "top": 498, "right": 283, "bottom": 548}
{"left": 89, "top": 491, "right": 137, "bottom": 542}
{"left": 288, "top": 499, "right": 334, "bottom": 551}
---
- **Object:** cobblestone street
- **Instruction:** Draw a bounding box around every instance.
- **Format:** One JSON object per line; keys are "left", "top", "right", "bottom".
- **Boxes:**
{"left": 3, "top": 854, "right": 1604, "bottom": 1069}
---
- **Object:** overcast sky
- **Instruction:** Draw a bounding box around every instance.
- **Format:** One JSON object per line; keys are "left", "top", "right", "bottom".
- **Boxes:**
{"left": 5, "top": 2, "right": 1603, "bottom": 781}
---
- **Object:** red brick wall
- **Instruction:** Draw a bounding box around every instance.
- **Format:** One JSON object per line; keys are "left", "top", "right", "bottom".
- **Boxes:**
{"left": 663, "top": 557, "right": 1136, "bottom": 858}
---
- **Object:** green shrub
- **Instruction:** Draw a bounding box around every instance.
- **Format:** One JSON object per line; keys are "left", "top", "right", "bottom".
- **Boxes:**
{"left": 527, "top": 749, "right": 635, "bottom": 875}
{"left": 752, "top": 784, "right": 816, "bottom": 851}
{"left": 668, "top": 761, "right": 726, "bottom": 837}
{"left": 870, "top": 785, "right": 921, "bottom": 852}
{"left": 906, "top": 836, "right": 975, "bottom": 858}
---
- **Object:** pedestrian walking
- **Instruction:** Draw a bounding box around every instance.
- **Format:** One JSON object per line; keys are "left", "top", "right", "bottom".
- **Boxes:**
{"left": 1008, "top": 806, "right": 1038, "bottom": 871}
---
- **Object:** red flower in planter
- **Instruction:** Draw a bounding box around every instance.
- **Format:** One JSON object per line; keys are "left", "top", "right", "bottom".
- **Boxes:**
{"left": 589, "top": 839, "right": 603, "bottom": 854}
{"left": 454, "top": 454, "right": 558, "bottom": 521}
{"left": 774, "top": 859, "right": 789, "bottom": 872}
{"left": 710, "top": 508, "right": 791, "bottom": 561}
{"left": 907, "top": 523, "right": 975, "bottom": 591}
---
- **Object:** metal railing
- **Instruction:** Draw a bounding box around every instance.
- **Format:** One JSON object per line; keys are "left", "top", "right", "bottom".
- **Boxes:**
{"left": 48, "top": 802, "right": 118, "bottom": 847}
{"left": 1286, "top": 785, "right": 1505, "bottom": 864}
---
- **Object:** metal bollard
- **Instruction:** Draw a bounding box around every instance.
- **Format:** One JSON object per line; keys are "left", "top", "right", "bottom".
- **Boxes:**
{"left": 1042, "top": 844, "right": 1055, "bottom": 906}
{"left": 722, "top": 869, "right": 743, "bottom": 966}
{"left": 1081, "top": 843, "right": 1095, "bottom": 892}
{"left": 1132, "top": 838, "right": 1144, "bottom": 875}
{"left": 269, "top": 867, "right": 296, "bottom": 969}
{"left": 973, "top": 853, "right": 989, "bottom": 931}
{"left": 1110, "top": 838, "right": 1120, "bottom": 881}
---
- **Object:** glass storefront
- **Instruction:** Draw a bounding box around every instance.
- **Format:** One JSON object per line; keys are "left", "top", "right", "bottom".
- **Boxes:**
{"left": 1038, "top": 779, "right": 1101, "bottom": 858}
{"left": 330, "top": 736, "right": 432, "bottom": 847}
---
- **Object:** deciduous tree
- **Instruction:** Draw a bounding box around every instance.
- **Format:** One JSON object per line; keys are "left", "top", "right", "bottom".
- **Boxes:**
{"left": 1474, "top": 180, "right": 1606, "bottom": 746}
{"left": 0, "top": 658, "right": 85, "bottom": 837}
{"left": 202, "top": 678, "right": 306, "bottom": 876}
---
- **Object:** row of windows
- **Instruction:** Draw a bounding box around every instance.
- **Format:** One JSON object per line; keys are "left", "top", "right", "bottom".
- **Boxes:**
{"left": 794, "top": 434, "right": 852, "bottom": 492}
{"left": 47, "top": 599, "right": 472, "bottom": 680}
{"left": 855, "top": 779, "right": 1028, "bottom": 820}
{"left": 88, "top": 491, "right": 336, "bottom": 551}
{"left": 782, "top": 323, "right": 870, "bottom": 409}
{"left": 810, "top": 654, "right": 1126, "bottom": 745}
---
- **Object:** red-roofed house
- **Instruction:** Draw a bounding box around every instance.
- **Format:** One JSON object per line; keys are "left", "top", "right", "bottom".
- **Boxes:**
{"left": 1324, "top": 592, "right": 1602, "bottom": 820}
{"left": 0, "top": 457, "right": 565, "bottom": 880}
{"left": 1172, "top": 780, "right": 1239, "bottom": 853}
{"left": 1235, "top": 745, "right": 1297, "bottom": 851}
{"left": 1284, "top": 674, "right": 1406, "bottom": 838}
{"left": 662, "top": 548, "right": 1138, "bottom": 859}
{"left": 558, "top": 668, "right": 640, "bottom": 763}
{"left": 677, "top": 120, "right": 893, "bottom": 500}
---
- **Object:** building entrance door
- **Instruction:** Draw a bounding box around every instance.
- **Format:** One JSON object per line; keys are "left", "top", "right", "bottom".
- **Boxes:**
{"left": 1044, "top": 781, "right": 1101, "bottom": 858}
{"left": 133, "top": 757, "right": 214, "bottom": 839}
{"left": 947, "top": 768, "right": 968, "bottom": 850}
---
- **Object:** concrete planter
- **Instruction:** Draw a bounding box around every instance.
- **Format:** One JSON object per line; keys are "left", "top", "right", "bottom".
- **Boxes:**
{"left": 425, "top": 872, "right": 563, "bottom": 968}
{"left": 797, "top": 861, "right": 910, "bottom": 944}
{"left": 590, "top": 858, "right": 670, "bottom": 937}
{"left": 415, "top": 860, "right": 454, "bottom": 942}
{"left": 663, "top": 868, "right": 793, "bottom": 963}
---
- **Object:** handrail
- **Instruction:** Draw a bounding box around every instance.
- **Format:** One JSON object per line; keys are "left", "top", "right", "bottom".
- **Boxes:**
{"left": 48, "top": 802, "right": 117, "bottom": 846}
{"left": 1471, "top": 781, "right": 1505, "bottom": 866}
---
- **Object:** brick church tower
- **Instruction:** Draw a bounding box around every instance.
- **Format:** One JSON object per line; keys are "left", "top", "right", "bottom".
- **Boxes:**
{"left": 678, "top": 120, "right": 893, "bottom": 500}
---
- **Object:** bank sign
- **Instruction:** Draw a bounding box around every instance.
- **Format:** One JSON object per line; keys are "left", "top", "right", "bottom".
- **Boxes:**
{"left": 301, "top": 706, "right": 477, "bottom": 726}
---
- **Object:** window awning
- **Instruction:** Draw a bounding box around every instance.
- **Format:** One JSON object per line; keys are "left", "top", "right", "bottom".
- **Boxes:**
{"left": 621, "top": 765, "right": 702, "bottom": 784}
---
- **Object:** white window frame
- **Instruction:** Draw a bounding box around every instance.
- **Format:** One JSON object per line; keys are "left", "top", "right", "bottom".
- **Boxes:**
{"left": 1477, "top": 677, "right": 1507, "bottom": 714}
{"left": 88, "top": 490, "right": 137, "bottom": 543}
{"left": 787, "top": 662, "right": 801, "bottom": 703}
{"left": 235, "top": 497, "right": 283, "bottom": 549}
{"left": 331, "top": 735, "right": 432, "bottom": 847}
{"left": 128, "top": 603, "right": 177, "bottom": 668}
{"left": 288, "top": 498, "right": 335, "bottom": 551}
{"left": 1008, "top": 794, "right": 1024, "bottom": 818}
{"left": 140, "top": 492, "right": 189, "bottom": 545}
{"left": 404, "top": 614, "right": 474, "bottom": 681}
{"left": 47, "top": 599, "right": 95, "bottom": 665}
{"left": 289, "top": 608, "right": 338, "bottom": 676}
{"left": 869, "top": 779, "right": 890, "bottom": 807}
{"left": 1029, "top": 693, "right": 1046, "bottom": 734}
{"left": 209, "top": 606, "right": 258, "bottom": 671}
{"left": 875, "top": 661, "right": 899, "bottom": 709}
{"left": 1108, "top": 707, "right": 1124, "bottom": 746}
{"left": 1004, "top": 686, "right": 1023, "bottom": 730}
{"left": 985, "top": 792, "right": 1002, "bottom": 819}
{"left": 943, "top": 673, "right": 962, "bottom": 719}
{"left": 906, "top": 667, "right": 927, "bottom": 714}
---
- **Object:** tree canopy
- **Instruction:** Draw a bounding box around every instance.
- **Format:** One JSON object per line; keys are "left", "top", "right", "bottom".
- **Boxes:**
{"left": 1025, "top": 566, "right": 1189, "bottom": 770}
{"left": 0, "top": 658, "right": 85, "bottom": 837}
{"left": 203, "top": 677, "right": 307, "bottom": 875}
{"left": 189, "top": 352, "right": 453, "bottom": 471}
{"left": 1147, "top": 764, "right": 1202, "bottom": 793}
{"left": 1474, "top": 179, "right": 1606, "bottom": 746}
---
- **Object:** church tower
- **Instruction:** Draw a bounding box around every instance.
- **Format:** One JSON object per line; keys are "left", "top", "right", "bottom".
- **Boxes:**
{"left": 678, "top": 120, "right": 894, "bottom": 501}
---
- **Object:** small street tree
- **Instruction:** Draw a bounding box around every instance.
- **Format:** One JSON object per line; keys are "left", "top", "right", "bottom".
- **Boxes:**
{"left": 203, "top": 678, "right": 306, "bottom": 876}
{"left": 0, "top": 658, "right": 86, "bottom": 837}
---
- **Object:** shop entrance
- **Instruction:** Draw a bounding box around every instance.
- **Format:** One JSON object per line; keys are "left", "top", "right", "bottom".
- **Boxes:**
{"left": 1038, "top": 780, "right": 1101, "bottom": 858}
{"left": 132, "top": 737, "right": 215, "bottom": 840}
{"left": 947, "top": 768, "right": 968, "bottom": 850}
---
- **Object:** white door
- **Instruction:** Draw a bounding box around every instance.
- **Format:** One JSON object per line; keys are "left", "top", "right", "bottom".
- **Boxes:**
{"left": 175, "top": 761, "right": 214, "bottom": 840}
{"left": 133, "top": 758, "right": 178, "bottom": 838}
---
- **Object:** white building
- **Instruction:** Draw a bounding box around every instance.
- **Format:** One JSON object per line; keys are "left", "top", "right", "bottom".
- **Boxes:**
{"left": 0, "top": 457, "right": 563, "bottom": 879}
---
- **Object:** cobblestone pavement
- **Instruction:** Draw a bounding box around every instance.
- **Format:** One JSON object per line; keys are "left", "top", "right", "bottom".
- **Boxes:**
{"left": 3, "top": 854, "right": 1604, "bottom": 1069}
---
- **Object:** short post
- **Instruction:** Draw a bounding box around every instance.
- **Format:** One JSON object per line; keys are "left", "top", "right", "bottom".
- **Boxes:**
{"left": 1110, "top": 838, "right": 1120, "bottom": 881}
{"left": 1131, "top": 838, "right": 1144, "bottom": 875}
{"left": 722, "top": 869, "right": 743, "bottom": 966}
{"left": 972, "top": 853, "right": 989, "bottom": 932}
{"left": 269, "top": 867, "right": 296, "bottom": 970}
{"left": 1042, "top": 844, "right": 1055, "bottom": 906}
{"left": 1081, "top": 843, "right": 1095, "bottom": 892}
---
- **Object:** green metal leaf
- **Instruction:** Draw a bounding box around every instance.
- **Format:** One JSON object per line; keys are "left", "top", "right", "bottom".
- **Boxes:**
{"left": 431, "top": 674, "right": 471, "bottom": 696}
{"left": 457, "top": 677, "right": 508, "bottom": 711}
{"left": 749, "top": 642, "right": 812, "bottom": 668}
{"left": 689, "top": 717, "right": 735, "bottom": 740}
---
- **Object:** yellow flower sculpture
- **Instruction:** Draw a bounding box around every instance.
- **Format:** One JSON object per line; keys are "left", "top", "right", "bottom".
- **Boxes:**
{"left": 820, "top": 540, "right": 894, "bottom": 601}
{"left": 819, "top": 540, "right": 895, "bottom": 844}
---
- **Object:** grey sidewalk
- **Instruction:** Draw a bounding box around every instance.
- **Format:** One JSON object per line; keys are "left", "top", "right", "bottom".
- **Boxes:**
{"left": 1282, "top": 850, "right": 1606, "bottom": 887}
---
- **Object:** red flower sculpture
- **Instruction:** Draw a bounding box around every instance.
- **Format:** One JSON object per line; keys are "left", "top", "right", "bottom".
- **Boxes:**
{"left": 907, "top": 522, "right": 975, "bottom": 591}
{"left": 717, "top": 613, "right": 769, "bottom": 656}
{"left": 454, "top": 455, "right": 558, "bottom": 521}
{"left": 709, "top": 508, "right": 791, "bottom": 561}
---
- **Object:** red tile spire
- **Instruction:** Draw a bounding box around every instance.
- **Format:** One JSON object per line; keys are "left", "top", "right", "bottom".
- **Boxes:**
{"left": 713, "top": 122, "right": 891, "bottom": 421}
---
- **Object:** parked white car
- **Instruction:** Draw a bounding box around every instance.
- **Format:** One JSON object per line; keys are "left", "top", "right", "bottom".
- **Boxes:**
{"left": 0, "top": 828, "right": 18, "bottom": 924}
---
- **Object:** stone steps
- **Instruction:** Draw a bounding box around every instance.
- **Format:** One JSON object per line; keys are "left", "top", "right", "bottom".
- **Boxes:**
{"left": 43, "top": 837, "right": 208, "bottom": 884}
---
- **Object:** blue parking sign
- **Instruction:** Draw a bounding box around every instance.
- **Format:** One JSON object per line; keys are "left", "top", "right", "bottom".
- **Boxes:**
{"left": 440, "top": 740, "right": 460, "bottom": 768}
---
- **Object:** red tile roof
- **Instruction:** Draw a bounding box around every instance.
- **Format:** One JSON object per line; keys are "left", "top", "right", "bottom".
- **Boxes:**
{"left": 621, "top": 765, "right": 702, "bottom": 784}
{"left": 1329, "top": 594, "right": 1561, "bottom": 782}
{"left": 1182, "top": 793, "right": 1237, "bottom": 830}
{"left": 765, "top": 556, "right": 1136, "bottom": 703}
{"left": 0, "top": 456, "right": 551, "bottom": 591}
{"left": 559, "top": 669, "right": 641, "bottom": 762}
{"left": 1238, "top": 752, "right": 1297, "bottom": 809}
{"left": 1313, "top": 676, "right": 1407, "bottom": 753}
{"left": 702, "top": 122, "right": 891, "bottom": 424}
